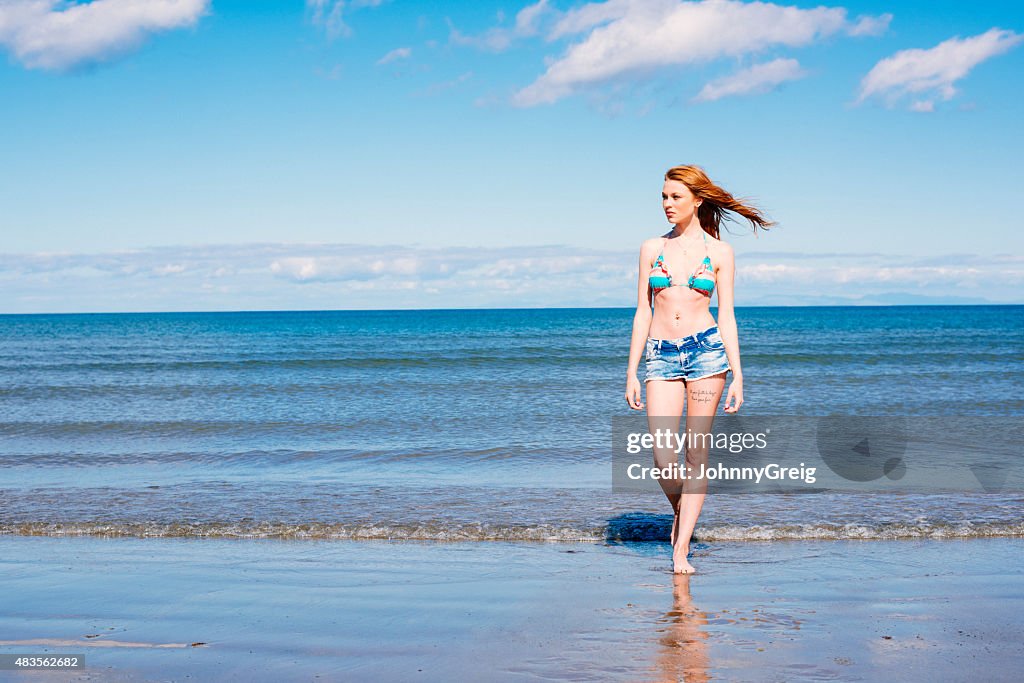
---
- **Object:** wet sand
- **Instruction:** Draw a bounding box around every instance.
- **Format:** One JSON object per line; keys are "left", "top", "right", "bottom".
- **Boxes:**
{"left": 0, "top": 536, "right": 1021, "bottom": 682}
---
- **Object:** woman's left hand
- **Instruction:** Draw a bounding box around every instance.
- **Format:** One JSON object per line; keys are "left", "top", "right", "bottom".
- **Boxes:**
{"left": 723, "top": 379, "right": 743, "bottom": 413}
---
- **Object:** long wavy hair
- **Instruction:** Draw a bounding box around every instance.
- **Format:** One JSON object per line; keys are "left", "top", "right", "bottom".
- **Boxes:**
{"left": 665, "top": 165, "right": 775, "bottom": 239}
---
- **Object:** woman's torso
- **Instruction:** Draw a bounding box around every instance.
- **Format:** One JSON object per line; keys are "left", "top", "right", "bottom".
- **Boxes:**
{"left": 647, "top": 232, "right": 719, "bottom": 338}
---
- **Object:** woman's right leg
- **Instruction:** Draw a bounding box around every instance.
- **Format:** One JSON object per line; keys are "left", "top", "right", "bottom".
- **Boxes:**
{"left": 672, "top": 374, "right": 727, "bottom": 574}
{"left": 645, "top": 379, "right": 687, "bottom": 546}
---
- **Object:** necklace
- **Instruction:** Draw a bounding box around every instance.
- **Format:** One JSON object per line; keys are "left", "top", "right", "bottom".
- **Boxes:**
{"left": 668, "top": 232, "right": 704, "bottom": 257}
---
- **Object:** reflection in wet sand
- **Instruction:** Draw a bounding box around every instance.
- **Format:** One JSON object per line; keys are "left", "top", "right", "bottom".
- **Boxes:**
{"left": 652, "top": 573, "right": 710, "bottom": 682}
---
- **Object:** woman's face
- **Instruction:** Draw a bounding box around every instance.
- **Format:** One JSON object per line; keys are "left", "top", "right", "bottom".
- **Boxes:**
{"left": 662, "top": 179, "right": 700, "bottom": 225}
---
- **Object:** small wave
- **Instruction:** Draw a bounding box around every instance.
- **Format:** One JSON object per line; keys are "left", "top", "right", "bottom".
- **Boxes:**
{"left": 0, "top": 521, "right": 602, "bottom": 542}
{"left": 2, "top": 520, "right": 1022, "bottom": 542}
{"left": 0, "top": 420, "right": 368, "bottom": 439}
{"left": 0, "top": 351, "right": 594, "bottom": 374}
{"left": 693, "top": 522, "right": 1024, "bottom": 541}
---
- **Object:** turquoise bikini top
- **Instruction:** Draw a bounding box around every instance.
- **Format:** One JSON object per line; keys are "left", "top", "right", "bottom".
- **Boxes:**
{"left": 648, "top": 231, "right": 716, "bottom": 297}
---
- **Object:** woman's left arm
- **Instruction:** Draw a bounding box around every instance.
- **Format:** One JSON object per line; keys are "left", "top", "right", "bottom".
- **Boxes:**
{"left": 715, "top": 243, "right": 743, "bottom": 414}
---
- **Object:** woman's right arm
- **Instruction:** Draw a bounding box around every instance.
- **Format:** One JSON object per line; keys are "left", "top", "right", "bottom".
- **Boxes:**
{"left": 625, "top": 242, "right": 655, "bottom": 410}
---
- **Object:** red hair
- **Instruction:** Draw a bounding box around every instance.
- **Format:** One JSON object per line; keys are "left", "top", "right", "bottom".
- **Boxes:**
{"left": 665, "top": 165, "right": 775, "bottom": 238}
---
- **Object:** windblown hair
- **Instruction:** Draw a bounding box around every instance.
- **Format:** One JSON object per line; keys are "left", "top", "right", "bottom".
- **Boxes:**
{"left": 665, "top": 165, "right": 775, "bottom": 239}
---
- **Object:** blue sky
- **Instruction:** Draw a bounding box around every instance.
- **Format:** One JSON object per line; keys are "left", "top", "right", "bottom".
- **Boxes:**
{"left": 1, "top": 0, "right": 1022, "bottom": 312}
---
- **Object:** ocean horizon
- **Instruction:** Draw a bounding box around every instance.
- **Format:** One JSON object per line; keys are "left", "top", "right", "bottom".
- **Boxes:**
{"left": 3, "top": 302, "right": 1022, "bottom": 316}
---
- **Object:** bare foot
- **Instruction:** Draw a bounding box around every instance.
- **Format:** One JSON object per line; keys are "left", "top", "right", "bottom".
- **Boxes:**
{"left": 673, "top": 543, "right": 696, "bottom": 574}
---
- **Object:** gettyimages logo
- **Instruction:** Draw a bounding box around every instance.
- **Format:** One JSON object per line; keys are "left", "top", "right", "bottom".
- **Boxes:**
{"left": 611, "top": 415, "right": 1022, "bottom": 494}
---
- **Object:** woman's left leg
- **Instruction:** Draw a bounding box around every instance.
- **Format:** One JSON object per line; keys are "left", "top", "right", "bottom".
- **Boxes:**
{"left": 673, "top": 373, "right": 727, "bottom": 574}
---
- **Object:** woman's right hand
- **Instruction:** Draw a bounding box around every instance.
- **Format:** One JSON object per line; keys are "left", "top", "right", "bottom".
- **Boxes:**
{"left": 625, "top": 374, "right": 644, "bottom": 410}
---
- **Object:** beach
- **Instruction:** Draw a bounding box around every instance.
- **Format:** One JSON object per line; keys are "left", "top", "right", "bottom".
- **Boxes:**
{"left": 1, "top": 535, "right": 1022, "bottom": 682}
{"left": 3, "top": 0, "right": 1022, "bottom": 676}
{"left": 1, "top": 307, "right": 1022, "bottom": 681}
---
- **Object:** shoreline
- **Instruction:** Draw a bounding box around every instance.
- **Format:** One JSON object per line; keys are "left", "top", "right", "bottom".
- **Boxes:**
{"left": 1, "top": 536, "right": 1021, "bottom": 681}
{"left": 3, "top": 517, "right": 1022, "bottom": 542}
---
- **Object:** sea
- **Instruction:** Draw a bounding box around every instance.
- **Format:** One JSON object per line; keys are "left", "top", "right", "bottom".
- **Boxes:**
{"left": 1, "top": 306, "right": 1021, "bottom": 543}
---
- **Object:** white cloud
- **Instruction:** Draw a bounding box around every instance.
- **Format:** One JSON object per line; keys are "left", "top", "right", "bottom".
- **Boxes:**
{"left": 693, "top": 57, "right": 807, "bottom": 102}
{"left": 449, "top": 0, "right": 553, "bottom": 52}
{"left": 847, "top": 12, "right": 892, "bottom": 38}
{"left": 514, "top": 0, "right": 887, "bottom": 106}
{"left": 270, "top": 257, "right": 320, "bottom": 281}
{"left": 0, "top": 0, "right": 208, "bottom": 70}
{"left": 858, "top": 28, "right": 1023, "bottom": 110}
{"left": 547, "top": 0, "right": 639, "bottom": 40}
{"left": 1, "top": 244, "right": 1021, "bottom": 312}
{"left": 153, "top": 263, "right": 186, "bottom": 276}
{"left": 514, "top": 0, "right": 552, "bottom": 36}
{"left": 740, "top": 262, "right": 1022, "bottom": 294}
{"left": 307, "top": 0, "right": 385, "bottom": 40}
{"left": 377, "top": 46, "right": 411, "bottom": 64}
{"left": 307, "top": 0, "right": 345, "bottom": 39}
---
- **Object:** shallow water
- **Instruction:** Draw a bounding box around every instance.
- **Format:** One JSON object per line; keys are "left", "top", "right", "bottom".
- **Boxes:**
{"left": 1, "top": 306, "right": 1021, "bottom": 541}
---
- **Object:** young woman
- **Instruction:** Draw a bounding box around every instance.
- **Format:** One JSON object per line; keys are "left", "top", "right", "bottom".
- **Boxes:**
{"left": 624, "top": 165, "right": 773, "bottom": 574}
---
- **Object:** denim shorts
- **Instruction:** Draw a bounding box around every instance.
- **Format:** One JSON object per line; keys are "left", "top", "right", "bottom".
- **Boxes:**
{"left": 645, "top": 326, "right": 731, "bottom": 382}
